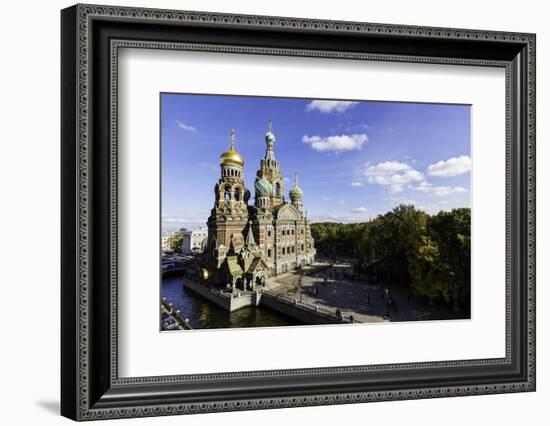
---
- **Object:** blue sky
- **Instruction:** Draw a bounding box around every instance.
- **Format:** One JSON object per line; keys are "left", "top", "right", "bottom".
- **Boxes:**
{"left": 161, "top": 93, "right": 471, "bottom": 232}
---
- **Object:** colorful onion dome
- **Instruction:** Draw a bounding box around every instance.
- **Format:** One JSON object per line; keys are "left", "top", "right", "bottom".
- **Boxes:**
{"left": 289, "top": 172, "right": 303, "bottom": 201}
{"left": 254, "top": 176, "right": 273, "bottom": 196}
{"left": 289, "top": 185, "right": 303, "bottom": 201}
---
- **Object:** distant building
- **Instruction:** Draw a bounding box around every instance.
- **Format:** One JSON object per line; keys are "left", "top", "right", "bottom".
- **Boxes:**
{"left": 161, "top": 232, "right": 174, "bottom": 253}
{"left": 182, "top": 228, "right": 208, "bottom": 254}
{"left": 199, "top": 123, "right": 315, "bottom": 289}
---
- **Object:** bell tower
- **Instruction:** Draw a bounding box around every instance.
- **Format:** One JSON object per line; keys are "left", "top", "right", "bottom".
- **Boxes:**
{"left": 206, "top": 129, "right": 250, "bottom": 267}
{"left": 215, "top": 129, "right": 249, "bottom": 211}
{"left": 256, "top": 120, "right": 285, "bottom": 207}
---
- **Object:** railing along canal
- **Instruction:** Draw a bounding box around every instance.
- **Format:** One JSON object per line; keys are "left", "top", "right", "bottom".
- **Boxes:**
{"left": 261, "top": 289, "right": 359, "bottom": 323}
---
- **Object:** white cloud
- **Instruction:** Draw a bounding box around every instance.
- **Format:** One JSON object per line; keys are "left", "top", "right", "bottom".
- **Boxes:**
{"left": 283, "top": 177, "right": 291, "bottom": 183}
{"left": 415, "top": 181, "right": 467, "bottom": 197}
{"left": 351, "top": 207, "right": 368, "bottom": 213}
{"left": 351, "top": 181, "right": 364, "bottom": 187}
{"left": 363, "top": 161, "right": 424, "bottom": 193}
{"left": 176, "top": 120, "right": 197, "bottom": 133}
{"left": 305, "top": 100, "right": 358, "bottom": 114}
{"left": 322, "top": 196, "right": 330, "bottom": 201}
{"left": 199, "top": 162, "right": 218, "bottom": 172}
{"left": 427, "top": 155, "right": 471, "bottom": 177}
{"left": 302, "top": 134, "right": 368, "bottom": 152}
{"left": 346, "top": 123, "right": 370, "bottom": 132}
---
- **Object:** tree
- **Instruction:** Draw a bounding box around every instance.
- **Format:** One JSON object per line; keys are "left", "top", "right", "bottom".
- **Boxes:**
{"left": 165, "top": 228, "right": 187, "bottom": 254}
{"left": 410, "top": 235, "right": 448, "bottom": 303}
{"left": 355, "top": 204, "right": 427, "bottom": 285}
{"left": 409, "top": 208, "right": 471, "bottom": 312}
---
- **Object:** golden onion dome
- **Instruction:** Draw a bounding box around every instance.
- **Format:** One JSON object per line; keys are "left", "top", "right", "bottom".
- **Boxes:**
{"left": 219, "top": 149, "right": 244, "bottom": 166}
{"left": 220, "top": 129, "right": 244, "bottom": 167}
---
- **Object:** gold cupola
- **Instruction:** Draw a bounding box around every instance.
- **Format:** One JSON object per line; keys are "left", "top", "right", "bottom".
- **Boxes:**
{"left": 220, "top": 128, "right": 244, "bottom": 167}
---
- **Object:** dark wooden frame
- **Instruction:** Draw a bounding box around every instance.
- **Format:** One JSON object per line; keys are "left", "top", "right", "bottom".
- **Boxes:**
{"left": 61, "top": 4, "right": 536, "bottom": 421}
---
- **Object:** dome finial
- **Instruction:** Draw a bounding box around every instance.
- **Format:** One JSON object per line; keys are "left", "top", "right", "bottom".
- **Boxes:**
{"left": 220, "top": 128, "right": 244, "bottom": 166}
{"left": 289, "top": 170, "right": 303, "bottom": 202}
{"left": 265, "top": 121, "right": 276, "bottom": 144}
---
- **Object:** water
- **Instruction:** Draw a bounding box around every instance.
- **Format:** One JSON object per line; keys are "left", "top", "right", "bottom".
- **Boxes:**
{"left": 162, "top": 275, "right": 302, "bottom": 330}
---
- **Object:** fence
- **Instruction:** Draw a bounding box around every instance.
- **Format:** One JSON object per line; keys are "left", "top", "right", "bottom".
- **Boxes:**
{"left": 261, "top": 289, "right": 358, "bottom": 323}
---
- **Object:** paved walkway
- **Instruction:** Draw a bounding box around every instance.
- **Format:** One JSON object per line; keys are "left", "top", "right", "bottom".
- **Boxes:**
{"left": 269, "top": 265, "right": 466, "bottom": 323}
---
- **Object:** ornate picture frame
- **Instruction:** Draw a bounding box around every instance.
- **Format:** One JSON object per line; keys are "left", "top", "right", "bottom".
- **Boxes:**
{"left": 61, "top": 4, "right": 535, "bottom": 420}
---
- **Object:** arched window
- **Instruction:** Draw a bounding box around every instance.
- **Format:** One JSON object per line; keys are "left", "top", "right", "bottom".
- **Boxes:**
{"left": 234, "top": 188, "right": 241, "bottom": 202}
{"left": 224, "top": 187, "right": 231, "bottom": 202}
{"left": 275, "top": 182, "right": 281, "bottom": 197}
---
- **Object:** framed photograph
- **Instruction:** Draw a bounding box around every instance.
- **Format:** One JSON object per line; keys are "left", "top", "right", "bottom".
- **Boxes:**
{"left": 61, "top": 4, "right": 536, "bottom": 421}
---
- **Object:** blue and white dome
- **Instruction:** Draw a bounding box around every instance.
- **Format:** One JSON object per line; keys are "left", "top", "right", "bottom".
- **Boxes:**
{"left": 265, "top": 131, "right": 276, "bottom": 143}
{"left": 254, "top": 177, "right": 272, "bottom": 196}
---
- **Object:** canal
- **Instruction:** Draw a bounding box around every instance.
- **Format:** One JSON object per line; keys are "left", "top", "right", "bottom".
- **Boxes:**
{"left": 162, "top": 274, "right": 302, "bottom": 330}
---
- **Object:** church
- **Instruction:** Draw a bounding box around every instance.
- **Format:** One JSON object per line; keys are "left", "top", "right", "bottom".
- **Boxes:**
{"left": 199, "top": 123, "right": 316, "bottom": 290}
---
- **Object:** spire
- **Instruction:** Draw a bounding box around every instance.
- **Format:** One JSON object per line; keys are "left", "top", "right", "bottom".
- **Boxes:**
{"left": 289, "top": 170, "right": 303, "bottom": 203}
{"left": 264, "top": 120, "right": 276, "bottom": 162}
{"left": 246, "top": 221, "right": 256, "bottom": 246}
{"left": 220, "top": 128, "right": 244, "bottom": 166}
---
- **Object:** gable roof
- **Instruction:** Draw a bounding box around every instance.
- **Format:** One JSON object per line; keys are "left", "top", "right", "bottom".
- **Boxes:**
{"left": 275, "top": 203, "right": 300, "bottom": 220}
{"left": 247, "top": 256, "right": 270, "bottom": 273}
{"left": 226, "top": 255, "right": 244, "bottom": 277}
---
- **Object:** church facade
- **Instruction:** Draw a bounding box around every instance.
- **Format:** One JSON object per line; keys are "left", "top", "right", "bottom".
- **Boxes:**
{"left": 200, "top": 124, "right": 316, "bottom": 290}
